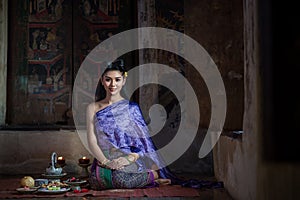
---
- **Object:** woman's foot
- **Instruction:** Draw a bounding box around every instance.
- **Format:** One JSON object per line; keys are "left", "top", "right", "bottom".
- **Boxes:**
{"left": 155, "top": 178, "right": 171, "bottom": 185}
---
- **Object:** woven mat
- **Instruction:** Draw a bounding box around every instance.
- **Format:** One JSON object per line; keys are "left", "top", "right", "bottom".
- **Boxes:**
{"left": 0, "top": 178, "right": 199, "bottom": 199}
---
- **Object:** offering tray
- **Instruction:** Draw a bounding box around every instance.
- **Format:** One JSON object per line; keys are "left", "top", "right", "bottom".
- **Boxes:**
{"left": 65, "top": 179, "right": 87, "bottom": 186}
{"left": 64, "top": 177, "right": 87, "bottom": 186}
{"left": 42, "top": 172, "right": 67, "bottom": 179}
{"left": 37, "top": 187, "right": 70, "bottom": 194}
{"left": 16, "top": 187, "right": 39, "bottom": 194}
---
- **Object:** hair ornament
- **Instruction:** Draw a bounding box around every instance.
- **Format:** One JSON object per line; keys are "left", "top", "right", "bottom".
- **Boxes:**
{"left": 124, "top": 71, "right": 128, "bottom": 77}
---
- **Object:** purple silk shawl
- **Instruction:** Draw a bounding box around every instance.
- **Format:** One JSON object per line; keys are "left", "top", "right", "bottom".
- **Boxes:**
{"left": 93, "top": 99, "right": 167, "bottom": 172}
{"left": 92, "top": 99, "right": 223, "bottom": 189}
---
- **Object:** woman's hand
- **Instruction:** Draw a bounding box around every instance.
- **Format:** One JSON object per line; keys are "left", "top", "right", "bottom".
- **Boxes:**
{"left": 98, "top": 153, "right": 140, "bottom": 170}
{"left": 98, "top": 159, "right": 124, "bottom": 170}
{"left": 114, "top": 153, "right": 140, "bottom": 167}
{"left": 128, "top": 153, "right": 139, "bottom": 161}
{"left": 114, "top": 157, "right": 131, "bottom": 166}
{"left": 106, "top": 159, "right": 125, "bottom": 170}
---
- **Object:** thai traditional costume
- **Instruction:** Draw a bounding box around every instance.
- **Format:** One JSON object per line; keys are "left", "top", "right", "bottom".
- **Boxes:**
{"left": 89, "top": 99, "right": 223, "bottom": 190}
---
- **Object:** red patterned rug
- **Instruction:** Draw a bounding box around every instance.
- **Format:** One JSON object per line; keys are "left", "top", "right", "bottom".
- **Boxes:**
{"left": 0, "top": 177, "right": 199, "bottom": 199}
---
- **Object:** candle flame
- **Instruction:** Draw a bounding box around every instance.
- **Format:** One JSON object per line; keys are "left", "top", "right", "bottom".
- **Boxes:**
{"left": 82, "top": 156, "right": 86, "bottom": 159}
{"left": 58, "top": 156, "right": 64, "bottom": 160}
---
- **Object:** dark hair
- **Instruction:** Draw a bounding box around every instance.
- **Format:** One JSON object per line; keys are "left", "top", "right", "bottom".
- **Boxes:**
{"left": 95, "top": 59, "right": 126, "bottom": 101}
{"left": 101, "top": 59, "right": 126, "bottom": 78}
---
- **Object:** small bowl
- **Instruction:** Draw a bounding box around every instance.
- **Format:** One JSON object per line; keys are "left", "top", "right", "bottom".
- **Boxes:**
{"left": 16, "top": 187, "right": 38, "bottom": 194}
{"left": 35, "top": 179, "right": 48, "bottom": 187}
{"left": 46, "top": 167, "right": 62, "bottom": 175}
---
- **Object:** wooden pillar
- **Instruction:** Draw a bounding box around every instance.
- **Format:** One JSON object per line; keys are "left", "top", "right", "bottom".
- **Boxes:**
{"left": 0, "top": 0, "right": 8, "bottom": 125}
{"left": 137, "top": 0, "right": 158, "bottom": 123}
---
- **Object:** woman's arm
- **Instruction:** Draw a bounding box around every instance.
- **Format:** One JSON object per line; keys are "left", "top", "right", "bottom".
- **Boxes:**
{"left": 86, "top": 103, "right": 123, "bottom": 169}
{"left": 86, "top": 102, "right": 109, "bottom": 164}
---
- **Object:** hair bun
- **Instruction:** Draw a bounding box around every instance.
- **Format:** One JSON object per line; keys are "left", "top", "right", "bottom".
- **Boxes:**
{"left": 102, "top": 59, "right": 126, "bottom": 77}
{"left": 108, "top": 59, "right": 124, "bottom": 68}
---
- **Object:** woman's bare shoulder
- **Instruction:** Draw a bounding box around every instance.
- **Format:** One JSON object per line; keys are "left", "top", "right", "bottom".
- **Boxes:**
{"left": 87, "top": 101, "right": 102, "bottom": 114}
{"left": 87, "top": 100, "right": 108, "bottom": 112}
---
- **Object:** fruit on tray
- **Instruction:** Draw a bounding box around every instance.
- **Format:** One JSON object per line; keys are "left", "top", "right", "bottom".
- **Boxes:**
{"left": 20, "top": 176, "right": 35, "bottom": 188}
{"left": 69, "top": 177, "right": 82, "bottom": 182}
{"left": 41, "top": 180, "right": 69, "bottom": 189}
{"left": 47, "top": 185, "right": 61, "bottom": 190}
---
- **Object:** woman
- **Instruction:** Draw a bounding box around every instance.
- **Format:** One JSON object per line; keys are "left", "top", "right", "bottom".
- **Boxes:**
{"left": 87, "top": 59, "right": 223, "bottom": 190}
{"left": 87, "top": 59, "right": 172, "bottom": 189}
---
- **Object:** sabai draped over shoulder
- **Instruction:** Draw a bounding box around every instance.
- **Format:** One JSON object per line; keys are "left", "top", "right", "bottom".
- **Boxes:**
{"left": 93, "top": 99, "right": 166, "bottom": 172}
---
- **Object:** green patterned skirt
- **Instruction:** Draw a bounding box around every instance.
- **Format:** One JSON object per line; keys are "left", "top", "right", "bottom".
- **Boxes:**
{"left": 89, "top": 163, "right": 155, "bottom": 189}
{"left": 89, "top": 148, "right": 156, "bottom": 190}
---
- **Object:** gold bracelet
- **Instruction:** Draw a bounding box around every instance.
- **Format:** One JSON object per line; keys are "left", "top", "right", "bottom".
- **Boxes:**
{"left": 128, "top": 153, "right": 139, "bottom": 161}
{"left": 102, "top": 159, "right": 110, "bottom": 165}
{"left": 124, "top": 155, "right": 133, "bottom": 164}
{"left": 98, "top": 159, "right": 111, "bottom": 168}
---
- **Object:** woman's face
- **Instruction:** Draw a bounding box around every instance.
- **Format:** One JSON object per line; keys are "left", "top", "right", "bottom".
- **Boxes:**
{"left": 101, "top": 70, "right": 126, "bottom": 96}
